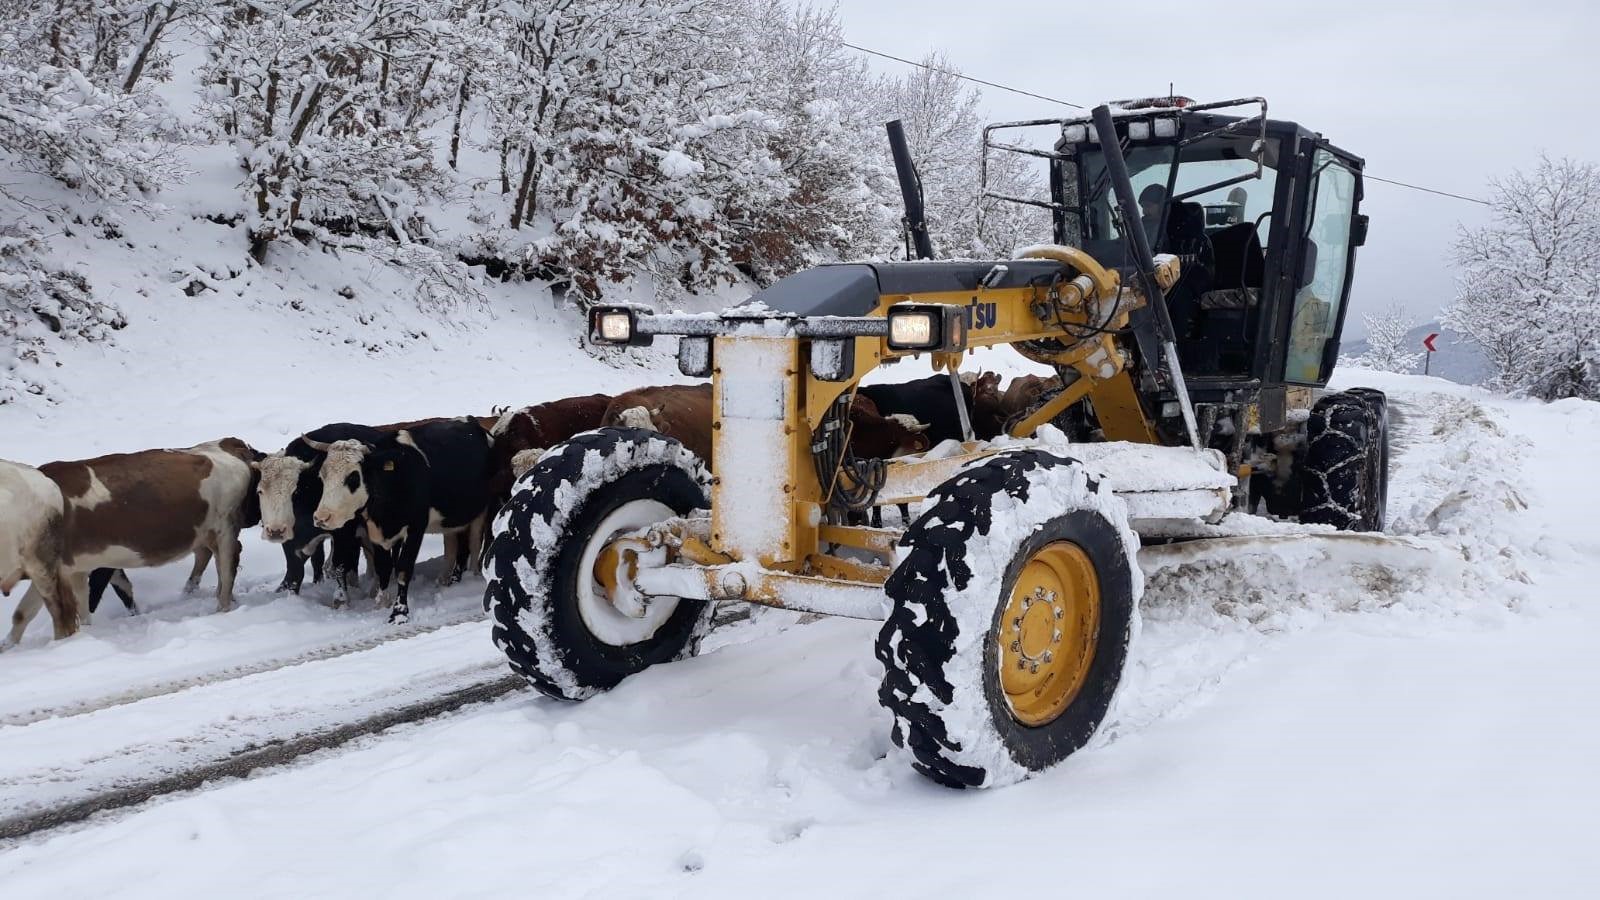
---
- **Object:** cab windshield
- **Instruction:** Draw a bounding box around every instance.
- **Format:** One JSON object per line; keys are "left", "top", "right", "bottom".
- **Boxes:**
{"left": 1074, "top": 131, "right": 1281, "bottom": 266}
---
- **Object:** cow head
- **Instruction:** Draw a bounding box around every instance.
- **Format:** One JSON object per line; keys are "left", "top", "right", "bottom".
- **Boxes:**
{"left": 254, "top": 454, "right": 312, "bottom": 543}
{"left": 847, "top": 398, "right": 931, "bottom": 458}
{"left": 510, "top": 448, "right": 544, "bottom": 480}
{"left": 307, "top": 438, "right": 374, "bottom": 530}
{"left": 883, "top": 414, "right": 933, "bottom": 455}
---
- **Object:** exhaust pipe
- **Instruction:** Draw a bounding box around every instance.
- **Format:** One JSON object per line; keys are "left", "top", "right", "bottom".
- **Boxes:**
{"left": 1089, "top": 104, "right": 1202, "bottom": 450}
{"left": 886, "top": 120, "right": 934, "bottom": 260}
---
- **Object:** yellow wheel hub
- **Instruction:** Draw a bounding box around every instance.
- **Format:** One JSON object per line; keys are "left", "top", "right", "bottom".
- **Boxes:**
{"left": 999, "top": 541, "right": 1100, "bottom": 727}
{"left": 592, "top": 542, "right": 636, "bottom": 600}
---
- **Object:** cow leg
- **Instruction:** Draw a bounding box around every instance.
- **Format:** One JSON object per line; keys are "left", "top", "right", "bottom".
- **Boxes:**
{"left": 213, "top": 535, "right": 241, "bottom": 612}
{"left": 465, "top": 513, "right": 487, "bottom": 577}
{"left": 66, "top": 568, "right": 93, "bottom": 625}
{"left": 278, "top": 543, "right": 307, "bottom": 594}
{"left": 360, "top": 535, "right": 379, "bottom": 597}
{"left": 898, "top": 503, "right": 912, "bottom": 524}
{"left": 309, "top": 540, "right": 326, "bottom": 584}
{"left": 328, "top": 528, "right": 361, "bottom": 608}
{"left": 14, "top": 570, "right": 81, "bottom": 643}
{"left": 389, "top": 529, "right": 426, "bottom": 625}
{"left": 440, "top": 530, "right": 461, "bottom": 587}
{"left": 184, "top": 547, "right": 214, "bottom": 595}
{"left": 107, "top": 570, "right": 138, "bottom": 615}
{"left": 89, "top": 568, "right": 113, "bottom": 615}
{"left": 3, "top": 580, "right": 54, "bottom": 647}
{"left": 371, "top": 546, "right": 395, "bottom": 609}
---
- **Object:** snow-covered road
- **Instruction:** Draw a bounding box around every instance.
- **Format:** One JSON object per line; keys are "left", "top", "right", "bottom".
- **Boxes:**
{"left": 3, "top": 369, "right": 1595, "bottom": 897}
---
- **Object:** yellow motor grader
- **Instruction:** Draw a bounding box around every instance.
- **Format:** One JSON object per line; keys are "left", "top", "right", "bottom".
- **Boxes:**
{"left": 485, "top": 98, "right": 1387, "bottom": 788}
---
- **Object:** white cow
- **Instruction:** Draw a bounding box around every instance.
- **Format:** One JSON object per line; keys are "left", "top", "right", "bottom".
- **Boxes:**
{"left": 1, "top": 459, "right": 71, "bottom": 645}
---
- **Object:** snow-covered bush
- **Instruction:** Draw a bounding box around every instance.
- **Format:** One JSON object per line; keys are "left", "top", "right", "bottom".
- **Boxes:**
{"left": 1445, "top": 156, "right": 1600, "bottom": 401}
{"left": 1, "top": 225, "right": 126, "bottom": 405}
{"left": 1352, "top": 308, "right": 1423, "bottom": 374}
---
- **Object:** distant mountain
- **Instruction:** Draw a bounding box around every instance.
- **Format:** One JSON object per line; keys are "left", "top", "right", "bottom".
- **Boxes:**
{"left": 1341, "top": 322, "right": 1492, "bottom": 385}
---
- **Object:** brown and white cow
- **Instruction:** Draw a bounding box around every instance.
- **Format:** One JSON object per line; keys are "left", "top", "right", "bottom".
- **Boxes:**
{"left": 603, "top": 384, "right": 715, "bottom": 461}
{"left": 3, "top": 439, "right": 263, "bottom": 646}
{"left": 488, "top": 394, "right": 611, "bottom": 497}
{"left": 1, "top": 460, "right": 71, "bottom": 646}
{"left": 602, "top": 383, "right": 931, "bottom": 465}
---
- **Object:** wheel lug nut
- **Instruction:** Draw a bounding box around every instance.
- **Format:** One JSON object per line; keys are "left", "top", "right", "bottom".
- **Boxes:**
{"left": 1041, "top": 650, "right": 1053, "bottom": 663}
{"left": 1010, "top": 640, "right": 1020, "bottom": 652}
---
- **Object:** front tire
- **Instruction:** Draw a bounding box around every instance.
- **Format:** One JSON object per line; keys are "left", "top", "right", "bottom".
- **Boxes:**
{"left": 1299, "top": 390, "right": 1389, "bottom": 531}
{"left": 484, "top": 428, "right": 714, "bottom": 700}
{"left": 875, "top": 450, "right": 1142, "bottom": 789}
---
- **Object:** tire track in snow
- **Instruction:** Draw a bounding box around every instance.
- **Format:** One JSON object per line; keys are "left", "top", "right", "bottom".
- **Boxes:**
{"left": 0, "top": 606, "right": 760, "bottom": 844}
{"left": 0, "top": 606, "right": 494, "bottom": 728}
{"left": 0, "top": 674, "right": 526, "bottom": 843}
{"left": 2, "top": 604, "right": 754, "bottom": 729}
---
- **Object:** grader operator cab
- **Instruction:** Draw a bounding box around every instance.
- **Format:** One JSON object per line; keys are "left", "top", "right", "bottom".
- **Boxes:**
{"left": 485, "top": 98, "right": 1389, "bottom": 789}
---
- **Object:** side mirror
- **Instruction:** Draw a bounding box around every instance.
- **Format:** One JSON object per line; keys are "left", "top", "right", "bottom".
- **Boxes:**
{"left": 1351, "top": 213, "right": 1369, "bottom": 248}
{"left": 1299, "top": 237, "right": 1320, "bottom": 289}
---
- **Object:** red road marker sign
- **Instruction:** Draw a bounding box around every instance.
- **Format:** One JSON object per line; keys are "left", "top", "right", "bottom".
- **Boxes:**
{"left": 1422, "top": 332, "right": 1440, "bottom": 353}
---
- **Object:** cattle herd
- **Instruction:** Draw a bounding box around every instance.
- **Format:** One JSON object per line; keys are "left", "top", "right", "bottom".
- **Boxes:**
{"left": 0, "top": 371, "right": 1057, "bottom": 648}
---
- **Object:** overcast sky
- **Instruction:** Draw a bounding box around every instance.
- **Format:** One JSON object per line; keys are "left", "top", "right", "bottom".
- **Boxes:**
{"left": 831, "top": 0, "right": 1600, "bottom": 334}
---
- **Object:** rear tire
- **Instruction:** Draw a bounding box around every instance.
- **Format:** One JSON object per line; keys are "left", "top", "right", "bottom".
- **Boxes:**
{"left": 484, "top": 428, "right": 714, "bottom": 700}
{"left": 1299, "top": 390, "right": 1388, "bottom": 531}
{"left": 875, "top": 450, "right": 1141, "bottom": 789}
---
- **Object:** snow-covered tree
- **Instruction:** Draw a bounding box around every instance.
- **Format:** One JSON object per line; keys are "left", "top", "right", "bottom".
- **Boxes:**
{"left": 874, "top": 52, "right": 1047, "bottom": 258}
{"left": 1445, "top": 156, "right": 1600, "bottom": 401}
{"left": 721, "top": 1, "right": 892, "bottom": 281}
{"left": 201, "top": 0, "right": 452, "bottom": 261}
{"left": 1354, "top": 307, "right": 1423, "bottom": 374}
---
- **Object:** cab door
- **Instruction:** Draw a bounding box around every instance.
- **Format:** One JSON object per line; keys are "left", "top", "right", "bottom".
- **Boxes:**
{"left": 1282, "top": 146, "right": 1365, "bottom": 385}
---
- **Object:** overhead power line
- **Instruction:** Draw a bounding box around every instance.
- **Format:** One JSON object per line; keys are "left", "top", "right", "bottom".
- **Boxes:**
{"left": 843, "top": 38, "right": 1490, "bottom": 206}
{"left": 839, "top": 40, "right": 1084, "bottom": 110}
{"left": 1363, "top": 174, "right": 1488, "bottom": 205}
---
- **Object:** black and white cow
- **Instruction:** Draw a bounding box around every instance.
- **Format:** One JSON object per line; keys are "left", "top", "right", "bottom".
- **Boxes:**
{"left": 858, "top": 373, "right": 999, "bottom": 446}
{"left": 307, "top": 418, "right": 494, "bottom": 624}
{"left": 254, "top": 423, "right": 386, "bottom": 604}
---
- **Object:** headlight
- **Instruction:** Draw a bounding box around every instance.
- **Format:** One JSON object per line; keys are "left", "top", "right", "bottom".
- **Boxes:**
{"left": 598, "top": 312, "right": 632, "bottom": 342}
{"left": 888, "top": 311, "right": 936, "bottom": 349}
{"left": 589, "top": 306, "right": 648, "bottom": 345}
{"left": 885, "top": 304, "right": 967, "bottom": 353}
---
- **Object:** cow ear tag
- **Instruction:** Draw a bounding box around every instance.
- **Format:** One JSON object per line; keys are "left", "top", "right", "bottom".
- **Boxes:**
{"left": 383, "top": 461, "right": 396, "bottom": 471}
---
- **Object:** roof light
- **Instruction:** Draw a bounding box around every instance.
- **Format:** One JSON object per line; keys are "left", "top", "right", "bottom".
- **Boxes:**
{"left": 1061, "top": 123, "right": 1097, "bottom": 144}
{"left": 1127, "top": 120, "right": 1151, "bottom": 141}
{"left": 1153, "top": 117, "right": 1178, "bottom": 138}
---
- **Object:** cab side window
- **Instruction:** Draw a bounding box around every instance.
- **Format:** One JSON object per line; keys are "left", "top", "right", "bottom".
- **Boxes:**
{"left": 1285, "top": 150, "right": 1358, "bottom": 383}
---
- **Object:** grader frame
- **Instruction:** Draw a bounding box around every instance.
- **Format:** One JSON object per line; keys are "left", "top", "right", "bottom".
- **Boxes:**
{"left": 585, "top": 243, "right": 1228, "bottom": 621}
